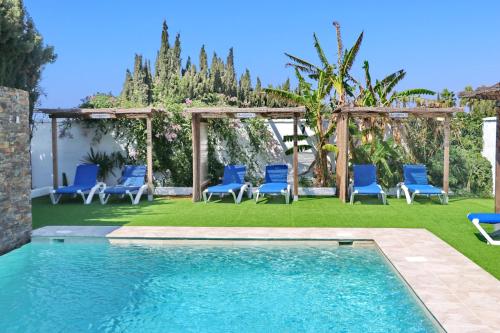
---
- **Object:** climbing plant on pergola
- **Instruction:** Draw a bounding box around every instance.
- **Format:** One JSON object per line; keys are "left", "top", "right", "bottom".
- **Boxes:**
{"left": 335, "top": 106, "right": 462, "bottom": 202}
{"left": 187, "top": 106, "right": 306, "bottom": 202}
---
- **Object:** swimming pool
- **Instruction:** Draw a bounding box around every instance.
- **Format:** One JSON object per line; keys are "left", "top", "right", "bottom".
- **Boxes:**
{"left": 0, "top": 239, "right": 441, "bottom": 332}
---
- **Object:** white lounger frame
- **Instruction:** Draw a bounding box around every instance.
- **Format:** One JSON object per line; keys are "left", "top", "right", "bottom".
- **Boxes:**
{"left": 397, "top": 183, "right": 448, "bottom": 205}
{"left": 99, "top": 184, "right": 149, "bottom": 205}
{"left": 203, "top": 183, "right": 253, "bottom": 204}
{"left": 255, "top": 184, "right": 291, "bottom": 204}
{"left": 348, "top": 182, "right": 387, "bottom": 205}
{"left": 470, "top": 218, "right": 500, "bottom": 246}
{"left": 50, "top": 183, "right": 105, "bottom": 205}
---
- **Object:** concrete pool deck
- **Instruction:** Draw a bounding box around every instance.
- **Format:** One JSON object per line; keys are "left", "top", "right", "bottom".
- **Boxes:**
{"left": 33, "top": 226, "right": 500, "bottom": 333}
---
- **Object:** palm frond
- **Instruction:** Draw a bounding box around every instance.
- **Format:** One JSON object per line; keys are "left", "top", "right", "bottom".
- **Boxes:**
{"left": 322, "top": 143, "right": 338, "bottom": 153}
{"left": 283, "top": 134, "right": 309, "bottom": 142}
{"left": 340, "top": 31, "right": 364, "bottom": 77}
{"left": 284, "top": 144, "right": 312, "bottom": 155}
{"left": 382, "top": 69, "right": 406, "bottom": 97}
{"left": 395, "top": 88, "right": 435, "bottom": 97}
{"left": 264, "top": 88, "right": 306, "bottom": 106}
{"left": 284, "top": 53, "right": 319, "bottom": 73}
{"left": 313, "top": 33, "right": 330, "bottom": 69}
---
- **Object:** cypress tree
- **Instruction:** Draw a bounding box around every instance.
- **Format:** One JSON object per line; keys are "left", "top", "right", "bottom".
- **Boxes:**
{"left": 196, "top": 45, "right": 209, "bottom": 96}
{"left": 183, "top": 56, "right": 192, "bottom": 76}
{"left": 223, "top": 47, "right": 237, "bottom": 97}
{"left": 251, "top": 77, "right": 264, "bottom": 107}
{"left": 209, "top": 52, "right": 224, "bottom": 94}
{"left": 282, "top": 78, "right": 291, "bottom": 91}
{"left": 131, "top": 54, "right": 151, "bottom": 106}
{"left": 153, "top": 20, "right": 170, "bottom": 100}
{"left": 199, "top": 45, "right": 208, "bottom": 73}
{"left": 238, "top": 69, "right": 252, "bottom": 106}
{"left": 120, "top": 69, "right": 133, "bottom": 101}
{"left": 164, "top": 33, "right": 182, "bottom": 99}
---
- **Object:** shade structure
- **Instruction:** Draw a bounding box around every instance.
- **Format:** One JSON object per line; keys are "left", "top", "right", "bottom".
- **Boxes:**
{"left": 186, "top": 106, "right": 306, "bottom": 202}
{"left": 460, "top": 83, "right": 500, "bottom": 212}
{"left": 335, "top": 106, "right": 461, "bottom": 202}
{"left": 37, "top": 107, "right": 162, "bottom": 201}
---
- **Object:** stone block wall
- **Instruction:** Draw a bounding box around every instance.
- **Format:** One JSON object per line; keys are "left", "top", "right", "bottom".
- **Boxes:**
{"left": 0, "top": 86, "right": 32, "bottom": 255}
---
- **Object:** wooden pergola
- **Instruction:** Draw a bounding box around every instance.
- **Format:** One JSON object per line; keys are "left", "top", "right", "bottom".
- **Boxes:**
{"left": 187, "top": 106, "right": 306, "bottom": 202}
{"left": 335, "top": 106, "right": 463, "bottom": 202}
{"left": 38, "top": 107, "right": 162, "bottom": 201}
{"left": 460, "top": 83, "right": 500, "bottom": 212}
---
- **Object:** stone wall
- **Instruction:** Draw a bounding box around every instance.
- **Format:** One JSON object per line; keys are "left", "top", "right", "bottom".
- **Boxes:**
{"left": 0, "top": 86, "right": 32, "bottom": 255}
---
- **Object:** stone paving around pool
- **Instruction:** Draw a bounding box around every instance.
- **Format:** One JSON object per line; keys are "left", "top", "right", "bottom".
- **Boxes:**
{"left": 33, "top": 226, "right": 500, "bottom": 333}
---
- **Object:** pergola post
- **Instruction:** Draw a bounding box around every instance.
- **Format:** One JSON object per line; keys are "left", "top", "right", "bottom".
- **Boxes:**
{"left": 146, "top": 116, "right": 154, "bottom": 201}
{"left": 336, "top": 113, "right": 349, "bottom": 202}
{"left": 293, "top": 113, "right": 299, "bottom": 201}
{"left": 51, "top": 117, "right": 58, "bottom": 189}
{"left": 443, "top": 115, "right": 450, "bottom": 194}
{"left": 191, "top": 114, "right": 201, "bottom": 202}
{"left": 496, "top": 101, "right": 500, "bottom": 213}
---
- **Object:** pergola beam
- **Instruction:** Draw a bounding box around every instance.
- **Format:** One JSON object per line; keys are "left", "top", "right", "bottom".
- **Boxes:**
{"left": 293, "top": 113, "right": 299, "bottom": 201}
{"left": 340, "top": 106, "right": 461, "bottom": 114}
{"left": 336, "top": 113, "right": 349, "bottom": 202}
{"left": 443, "top": 115, "right": 451, "bottom": 194}
{"left": 38, "top": 107, "right": 159, "bottom": 119}
{"left": 191, "top": 114, "right": 201, "bottom": 202}
{"left": 146, "top": 116, "right": 154, "bottom": 201}
{"left": 496, "top": 101, "right": 500, "bottom": 213}
{"left": 51, "top": 117, "right": 58, "bottom": 189}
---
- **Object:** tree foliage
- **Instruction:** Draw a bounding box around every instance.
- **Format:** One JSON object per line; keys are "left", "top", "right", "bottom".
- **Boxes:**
{"left": 0, "top": 0, "right": 56, "bottom": 131}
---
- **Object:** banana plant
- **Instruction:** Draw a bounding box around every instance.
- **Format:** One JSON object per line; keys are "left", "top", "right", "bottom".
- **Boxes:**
{"left": 265, "top": 68, "right": 336, "bottom": 186}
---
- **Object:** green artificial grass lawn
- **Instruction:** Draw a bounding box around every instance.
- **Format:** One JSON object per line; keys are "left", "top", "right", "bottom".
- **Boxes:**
{"left": 32, "top": 195, "right": 500, "bottom": 279}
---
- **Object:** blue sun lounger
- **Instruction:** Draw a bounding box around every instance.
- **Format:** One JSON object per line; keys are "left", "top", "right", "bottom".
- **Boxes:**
{"left": 255, "top": 164, "right": 291, "bottom": 204}
{"left": 99, "top": 165, "right": 149, "bottom": 205}
{"left": 467, "top": 213, "right": 500, "bottom": 245}
{"left": 398, "top": 164, "right": 448, "bottom": 204}
{"left": 50, "top": 164, "right": 104, "bottom": 205}
{"left": 349, "top": 164, "right": 386, "bottom": 204}
{"left": 203, "top": 165, "right": 252, "bottom": 204}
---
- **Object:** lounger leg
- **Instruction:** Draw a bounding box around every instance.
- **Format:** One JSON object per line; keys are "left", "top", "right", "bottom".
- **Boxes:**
{"left": 247, "top": 184, "right": 253, "bottom": 199}
{"left": 410, "top": 192, "right": 418, "bottom": 204}
{"left": 401, "top": 185, "right": 412, "bottom": 204}
{"left": 50, "top": 192, "right": 62, "bottom": 205}
{"left": 472, "top": 219, "right": 500, "bottom": 245}
{"left": 76, "top": 190, "right": 88, "bottom": 204}
{"left": 132, "top": 185, "right": 148, "bottom": 205}
{"left": 350, "top": 192, "right": 355, "bottom": 205}
{"left": 255, "top": 191, "right": 260, "bottom": 203}
{"left": 236, "top": 184, "right": 248, "bottom": 204}
{"left": 203, "top": 189, "right": 208, "bottom": 203}
{"left": 229, "top": 190, "right": 237, "bottom": 204}
{"left": 99, "top": 192, "right": 110, "bottom": 205}
{"left": 85, "top": 184, "right": 104, "bottom": 205}
{"left": 382, "top": 192, "right": 387, "bottom": 205}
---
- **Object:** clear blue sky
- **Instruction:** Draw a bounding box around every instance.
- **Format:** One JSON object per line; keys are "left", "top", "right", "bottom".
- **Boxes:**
{"left": 25, "top": 0, "right": 500, "bottom": 108}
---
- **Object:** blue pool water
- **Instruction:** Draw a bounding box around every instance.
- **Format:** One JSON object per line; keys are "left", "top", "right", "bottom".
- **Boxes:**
{"left": 0, "top": 240, "right": 440, "bottom": 333}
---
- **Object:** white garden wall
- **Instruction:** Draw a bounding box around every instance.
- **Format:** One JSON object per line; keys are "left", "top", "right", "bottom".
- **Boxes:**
{"left": 31, "top": 114, "right": 126, "bottom": 190}
{"left": 482, "top": 117, "right": 496, "bottom": 194}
